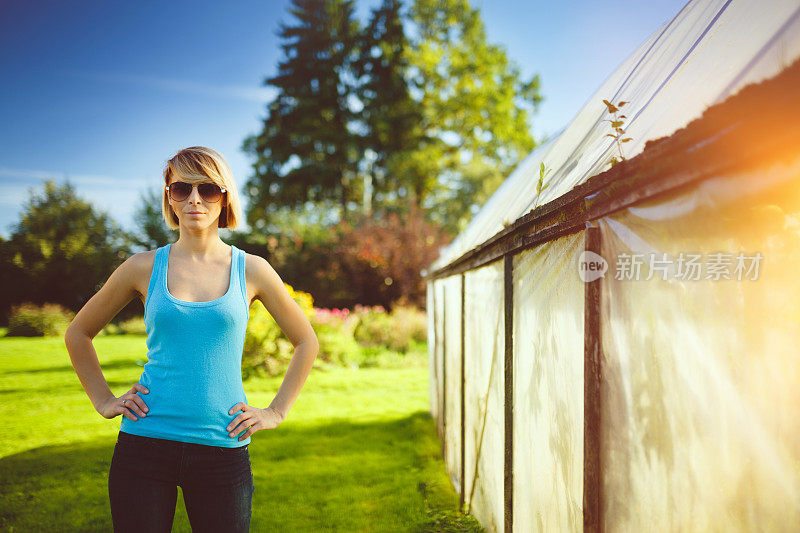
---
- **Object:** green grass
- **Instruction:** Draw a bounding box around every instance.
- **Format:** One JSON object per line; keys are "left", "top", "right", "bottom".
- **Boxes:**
{"left": 0, "top": 333, "right": 482, "bottom": 532}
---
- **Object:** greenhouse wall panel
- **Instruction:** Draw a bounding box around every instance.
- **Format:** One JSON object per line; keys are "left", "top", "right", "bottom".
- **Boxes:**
{"left": 598, "top": 163, "right": 800, "bottom": 531}
{"left": 442, "top": 275, "right": 464, "bottom": 493}
{"left": 463, "top": 262, "right": 506, "bottom": 532}
{"left": 427, "top": 281, "right": 439, "bottom": 429}
{"left": 512, "top": 233, "right": 585, "bottom": 532}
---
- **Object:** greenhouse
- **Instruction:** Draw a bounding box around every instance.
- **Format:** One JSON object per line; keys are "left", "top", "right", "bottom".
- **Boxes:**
{"left": 423, "top": 0, "right": 800, "bottom": 531}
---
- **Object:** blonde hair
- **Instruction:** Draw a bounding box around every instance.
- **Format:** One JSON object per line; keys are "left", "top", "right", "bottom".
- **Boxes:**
{"left": 161, "top": 146, "right": 243, "bottom": 230}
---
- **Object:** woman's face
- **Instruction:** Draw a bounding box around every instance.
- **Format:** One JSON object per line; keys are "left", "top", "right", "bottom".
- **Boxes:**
{"left": 167, "top": 175, "right": 226, "bottom": 230}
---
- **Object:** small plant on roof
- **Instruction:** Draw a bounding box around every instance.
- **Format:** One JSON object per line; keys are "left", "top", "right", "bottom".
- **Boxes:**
{"left": 602, "top": 99, "right": 632, "bottom": 167}
{"left": 533, "top": 161, "right": 552, "bottom": 210}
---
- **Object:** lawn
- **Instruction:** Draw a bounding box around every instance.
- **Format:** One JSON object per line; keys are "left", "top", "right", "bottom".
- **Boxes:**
{"left": 0, "top": 332, "right": 482, "bottom": 532}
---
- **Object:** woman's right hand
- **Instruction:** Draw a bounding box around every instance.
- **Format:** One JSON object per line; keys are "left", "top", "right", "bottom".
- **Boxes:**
{"left": 99, "top": 383, "right": 150, "bottom": 420}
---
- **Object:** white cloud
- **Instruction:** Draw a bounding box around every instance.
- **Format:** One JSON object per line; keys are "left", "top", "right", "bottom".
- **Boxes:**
{"left": 0, "top": 166, "right": 146, "bottom": 189}
{"left": 61, "top": 68, "right": 277, "bottom": 103}
{"left": 0, "top": 166, "right": 155, "bottom": 237}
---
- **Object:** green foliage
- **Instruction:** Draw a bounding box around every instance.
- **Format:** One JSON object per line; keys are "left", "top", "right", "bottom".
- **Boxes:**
{"left": 533, "top": 161, "right": 552, "bottom": 210}
{"left": 242, "top": 291, "right": 427, "bottom": 376}
{"left": 130, "top": 186, "right": 174, "bottom": 252}
{"left": 6, "top": 303, "right": 74, "bottom": 337}
{"left": 603, "top": 99, "right": 632, "bottom": 168}
{"left": 99, "top": 323, "right": 121, "bottom": 336}
{"left": 235, "top": 203, "right": 449, "bottom": 311}
{"left": 406, "top": 0, "right": 543, "bottom": 234}
{"left": 232, "top": 215, "right": 349, "bottom": 311}
{"left": 99, "top": 316, "right": 146, "bottom": 336}
{"left": 0, "top": 180, "right": 131, "bottom": 320}
{"left": 242, "top": 0, "right": 363, "bottom": 227}
{"left": 445, "top": 158, "right": 506, "bottom": 235}
{"left": 353, "top": 0, "right": 428, "bottom": 216}
{"left": 243, "top": 0, "right": 544, "bottom": 237}
{"left": 352, "top": 303, "right": 427, "bottom": 353}
{"left": 242, "top": 283, "right": 317, "bottom": 379}
{"left": 312, "top": 303, "right": 427, "bottom": 370}
{"left": 352, "top": 307, "right": 393, "bottom": 349}
{"left": 312, "top": 307, "right": 363, "bottom": 368}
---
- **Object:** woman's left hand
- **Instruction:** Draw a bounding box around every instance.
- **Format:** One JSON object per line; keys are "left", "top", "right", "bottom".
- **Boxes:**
{"left": 226, "top": 404, "right": 285, "bottom": 441}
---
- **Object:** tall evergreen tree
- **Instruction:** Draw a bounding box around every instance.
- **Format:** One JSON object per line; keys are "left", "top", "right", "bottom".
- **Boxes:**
{"left": 352, "top": 0, "right": 426, "bottom": 218}
{"left": 243, "top": 0, "right": 363, "bottom": 230}
{"left": 243, "top": 0, "right": 543, "bottom": 237}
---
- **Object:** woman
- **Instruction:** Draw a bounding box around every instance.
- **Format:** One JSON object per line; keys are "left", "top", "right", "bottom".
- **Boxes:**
{"left": 64, "top": 146, "right": 319, "bottom": 532}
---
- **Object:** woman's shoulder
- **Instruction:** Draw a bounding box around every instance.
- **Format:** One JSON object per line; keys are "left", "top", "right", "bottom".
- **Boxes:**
{"left": 129, "top": 248, "right": 159, "bottom": 266}
{"left": 242, "top": 251, "right": 280, "bottom": 287}
{"left": 121, "top": 248, "right": 160, "bottom": 280}
{"left": 241, "top": 250, "right": 273, "bottom": 273}
{"left": 242, "top": 251, "right": 286, "bottom": 292}
{"left": 108, "top": 249, "right": 160, "bottom": 302}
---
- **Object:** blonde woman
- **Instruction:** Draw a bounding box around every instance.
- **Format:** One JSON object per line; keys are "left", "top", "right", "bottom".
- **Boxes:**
{"left": 65, "top": 146, "right": 319, "bottom": 532}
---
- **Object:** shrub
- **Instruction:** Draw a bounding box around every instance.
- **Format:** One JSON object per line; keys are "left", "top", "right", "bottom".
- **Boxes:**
{"left": 118, "top": 316, "right": 146, "bottom": 335}
{"left": 98, "top": 323, "right": 121, "bottom": 336}
{"left": 242, "top": 283, "right": 316, "bottom": 379}
{"left": 231, "top": 203, "right": 450, "bottom": 312}
{"left": 389, "top": 304, "right": 428, "bottom": 344}
{"left": 7, "top": 302, "right": 74, "bottom": 337}
{"left": 312, "top": 307, "right": 362, "bottom": 368}
{"left": 99, "top": 316, "right": 146, "bottom": 336}
{"left": 332, "top": 203, "right": 450, "bottom": 310}
{"left": 351, "top": 304, "right": 391, "bottom": 347}
{"left": 243, "top": 288, "right": 427, "bottom": 376}
{"left": 352, "top": 303, "right": 426, "bottom": 353}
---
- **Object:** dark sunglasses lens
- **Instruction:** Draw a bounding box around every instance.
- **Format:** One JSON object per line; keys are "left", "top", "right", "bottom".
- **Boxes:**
{"left": 170, "top": 182, "right": 191, "bottom": 201}
{"left": 198, "top": 183, "right": 223, "bottom": 202}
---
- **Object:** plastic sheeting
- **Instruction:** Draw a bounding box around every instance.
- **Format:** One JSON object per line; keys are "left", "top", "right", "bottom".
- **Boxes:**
{"left": 431, "top": 278, "right": 448, "bottom": 443}
{"left": 513, "top": 233, "right": 585, "bottom": 532}
{"left": 463, "top": 262, "right": 505, "bottom": 531}
{"left": 597, "top": 153, "right": 800, "bottom": 530}
{"left": 430, "top": 167, "right": 800, "bottom": 531}
{"left": 441, "top": 274, "right": 463, "bottom": 494}
{"left": 427, "top": 281, "right": 440, "bottom": 429}
{"left": 431, "top": 280, "right": 443, "bottom": 439}
{"left": 429, "top": 0, "right": 800, "bottom": 274}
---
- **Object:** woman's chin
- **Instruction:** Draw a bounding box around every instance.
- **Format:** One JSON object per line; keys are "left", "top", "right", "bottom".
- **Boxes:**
{"left": 181, "top": 218, "right": 213, "bottom": 229}
{"left": 183, "top": 218, "right": 202, "bottom": 225}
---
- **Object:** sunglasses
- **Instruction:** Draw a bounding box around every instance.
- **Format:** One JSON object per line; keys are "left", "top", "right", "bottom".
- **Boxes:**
{"left": 166, "top": 181, "right": 227, "bottom": 203}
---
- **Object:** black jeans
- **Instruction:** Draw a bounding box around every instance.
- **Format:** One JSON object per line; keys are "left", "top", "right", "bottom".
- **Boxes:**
{"left": 108, "top": 431, "right": 254, "bottom": 532}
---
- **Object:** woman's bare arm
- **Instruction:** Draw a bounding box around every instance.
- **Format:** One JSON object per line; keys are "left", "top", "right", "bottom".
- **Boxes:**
{"left": 64, "top": 252, "right": 152, "bottom": 420}
{"left": 246, "top": 253, "right": 319, "bottom": 421}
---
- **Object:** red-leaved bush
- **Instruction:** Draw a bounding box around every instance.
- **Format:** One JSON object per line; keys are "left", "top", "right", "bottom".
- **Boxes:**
{"left": 331, "top": 202, "right": 451, "bottom": 310}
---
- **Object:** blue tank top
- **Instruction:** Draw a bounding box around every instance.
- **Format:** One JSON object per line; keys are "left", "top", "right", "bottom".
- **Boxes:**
{"left": 120, "top": 242, "right": 251, "bottom": 447}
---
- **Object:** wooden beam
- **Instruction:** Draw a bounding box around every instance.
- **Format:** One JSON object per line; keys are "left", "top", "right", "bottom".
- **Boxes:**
{"left": 460, "top": 273, "right": 466, "bottom": 510}
{"left": 583, "top": 225, "right": 603, "bottom": 532}
{"left": 503, "top": 254, "right": 515, "bottom": 532}
{"left": 441, "top": 285, "right": 447, "bottom": 462}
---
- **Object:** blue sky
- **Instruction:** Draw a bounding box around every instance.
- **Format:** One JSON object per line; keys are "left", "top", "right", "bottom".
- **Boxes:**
{"left": 0, "top": 0, "right": 686, "bottom": 239}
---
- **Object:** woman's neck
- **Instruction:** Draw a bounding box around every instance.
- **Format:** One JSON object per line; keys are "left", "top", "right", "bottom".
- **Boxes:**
{"left": 173, "top": 232, "right": 228, "bottom": 260}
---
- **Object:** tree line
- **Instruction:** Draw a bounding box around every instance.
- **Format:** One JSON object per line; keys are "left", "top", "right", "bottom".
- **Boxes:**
{"left": 0, "top": 0, "right": 543, "bottom": 324}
